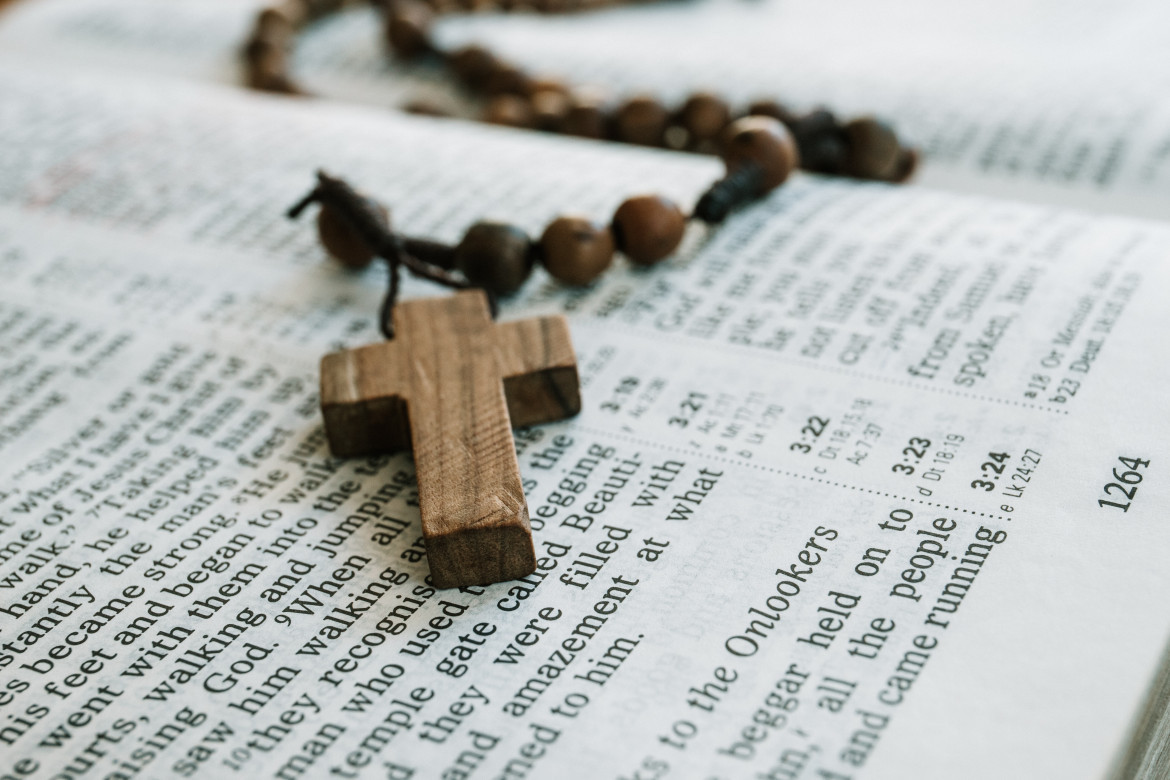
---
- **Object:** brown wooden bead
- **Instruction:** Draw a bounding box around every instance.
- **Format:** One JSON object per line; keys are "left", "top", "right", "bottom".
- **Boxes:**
{"left": 485, "top": 63, "right": 531, "bottom": 96}
{"left": 614, "top": 96, "right": 669, "bottom": 147}
{"left": 385, "top": 0, "right": 434, "bottom": 60}
{"left": 244, "top": 38, "right": 297, "bottom": 93}
{"left": 680, "top": 92, "right": 731, "bottom": 143}
{"left": 449, "top": 45, "right": 498, "bottom": 91}
{"left": 256, "top": 8, "right": 296, "bottom": 42}
{"left": 612, "top": 195, "right": 686, "bottom": 266}
{"left": 427, "top": 0, "right": 463, "bottom": 13}
{"left": 843, "top": 117, "right": 900, "bottom": 180}
{"left": 801, "top": 133, "right": 848, "bottom": 175}
{"left": 531, "top": 88, "right": 571, "bottom": 131}
{"left": 561, "top": 95, "right": 609, "bottom": 140}
{"left": 317, "top": 200, "right": 389, "bottom": 270}
{"left": 484, "top": 95, "right": 534, "bottom": 128}
{"left": 263, "top": 1, "right": 307, "bottom": 29}
{"left": 720, "top": 116, "right": 800, "bottom": 193}
{"left": 540, "top": 217, "right": 614, "bottom": 285}
{"left": 303, "top": 0, "right": 343, "bottom": 21}
{"left": 747, "top": 99, "right": 798, "bottom": 128}
{"left": 523, "top": 77, "right": 568, "bottom": 98}
{"left": 891, "top": 147, "right": 920, "bottom": 183}
{"left": 403, "top": 98, "right": 454, "bottom": 117}
{"left": 455, "top": 222, "right": 535, "bottom": 296}
{"left": 790, "top": 109, "right": 839, "bottom": 151}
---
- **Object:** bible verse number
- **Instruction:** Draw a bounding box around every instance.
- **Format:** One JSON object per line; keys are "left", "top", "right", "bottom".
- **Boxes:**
{"left": 1098, "top": 457, "right": 1151, "bottom": 513}
{"left": 970, "top": 451, "right": 1010, "bottom": 491}
{"left": 790, "top": 416, "right": 829, "bottom": 454}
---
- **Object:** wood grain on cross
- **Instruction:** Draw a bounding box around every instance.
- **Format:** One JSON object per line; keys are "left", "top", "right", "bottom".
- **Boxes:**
{"left": 320, "top": 290, "right": 580, "bottom": 588}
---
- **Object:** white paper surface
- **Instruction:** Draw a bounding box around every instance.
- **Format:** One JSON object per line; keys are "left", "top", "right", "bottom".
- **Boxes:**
{"left": 1, "top": 63, "right": 1169, "bottom": 778}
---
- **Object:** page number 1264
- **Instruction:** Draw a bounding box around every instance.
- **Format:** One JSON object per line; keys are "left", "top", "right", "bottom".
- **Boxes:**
{"left": 1098, "top": 456, "right": 1152, "bottom": 512}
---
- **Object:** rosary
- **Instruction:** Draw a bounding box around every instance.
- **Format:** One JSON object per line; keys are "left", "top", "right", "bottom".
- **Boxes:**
{"left": 249, "top": 0, "right": 916, "bottom": 589}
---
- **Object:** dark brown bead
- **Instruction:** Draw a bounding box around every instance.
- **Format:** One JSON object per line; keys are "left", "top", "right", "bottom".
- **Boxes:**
{"left": 483, "top": 94, "right": 534, "bottom": 128}
{"left": 680, "top": 92, "right": 731, "bottom": 143}
{"left": 303, "top": 0, "right": 342, "bottom": 21}
{"left": 614, "top": 96, "right": 669, "bottom": 147}
{"left": 485, "top": 63, "right": 531, "bottom": 96}
{"left": 449, "top": 45, "right": 498, "bottom": 91}
{"left": 302, "top": 0, "right": 340, "bottom": 21}
{"left": 561, "top": 95, "right": 609, "bottom": 139}
{"left": 842, "top": 117, "right": 901, "bottom": 180}
{"left": 385, "top": 0, "right": 434, "bottom": 60}
{"left": 720, "top": 116, "right": 800, "bottom": 193}
{"left": 540, "top": 217, "right": 614, "bottom": 285}
{"left": 244, "top": 38, "right": 298, "bottom": 93}
{"left": 263, "top": 2, "right": 307, "bottom": 29}
{"left": 317, "top": 200, "right": 389, "bottom": 270}
{"left": 402, "top": 98, "right": 453, "bottom": 117}
{"left": 531, "top": 88, "right": 571, "bottom": 131}
{"left": 747, "top": 99, "right": 798, "bottom": 128}
{"left": 801, "top": 133, "right": 848, "bottom": 175}
{"left": 525, "top": 77, "right": 568, "bottom": 99}
{"left": 255, "top": 8, "right": 295, "bottom": 42}
{"left": 612, "top": 195, "right": 686, "bottom": 266}
{"left": 890, "top": 147, "right": 920, "bottom": 183}
{"left": 455, "top": 222, "right": 534, "bottom": 296}
{"left": 792, "top": 108, "right": 838, "bottom": 142}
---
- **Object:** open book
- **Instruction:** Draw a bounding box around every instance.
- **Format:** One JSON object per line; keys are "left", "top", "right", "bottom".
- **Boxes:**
{"left": 1, "top": 3, "right": 1169, "bottom": 779}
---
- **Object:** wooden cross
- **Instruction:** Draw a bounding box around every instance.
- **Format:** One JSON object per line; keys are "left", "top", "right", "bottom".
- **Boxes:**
{"left": 319, "top": 290, "right": 580, "bottom": 589}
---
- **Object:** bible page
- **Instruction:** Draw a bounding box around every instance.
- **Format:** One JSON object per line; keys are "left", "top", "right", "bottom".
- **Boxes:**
{"left": 1, "top": 62, "right": 1169, "bottom": 780}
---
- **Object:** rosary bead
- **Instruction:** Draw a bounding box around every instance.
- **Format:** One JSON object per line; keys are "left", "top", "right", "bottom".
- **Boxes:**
{"left": 792, "top": 108, "right": 838, "bottom": 141}
{"left": 540, "top": 217, "right": 615, "bottom": 285}
{"left": 261, "top": 2, "right": 308, "bottom": 29}
{"left": 303, "top": 0, "right": 343, "bottom": 21}
{"left": 449, "top": 45, "right": 498, "bottom": 90}
{"left": 615, "top": 96, "right": 669, "bottom": 147}
{"left": 484, "top": 94, "right": 535, "bottom": 128}
{"left": 256, "top": 7, "right": 296, "bottom": 41}
{"left": 680, "top": 92, "right": 731, "bottom": 144}
{"left": 525, "top": 77, "right": 569, "bottom": 98}
{"left": 455, "top": 222, "right": 535, "bottom": 295}
{"left": 842, "top": 116, "right": 900, "bottom": 180}
{"left": 801, "top": 133, "right": 848, "bottom": 175}
{"left": 720, "top": 116, "right": 799, "bottom": 193}
{"left": 747, "top": 99, "right": 798, "bottom": 128}
{"left": 891, "top": 148, "right": 920, "bottom": 183}
{"left": 244, "top": 39, "right": 296, "bottom": 93}
{"left": 612, "top": 195, "right": 686, "bottom": 265}
{"left": 561, "top": 95, "right": 609, "bottom": 139}
{"left": 385, "top": 0, "right": 434, "bottom": 60}
{"left": 485, "top": 63, "right": 532, "bottom": 96}
{"left": 317, "top": 199, "right": 390, "bottom": 270}
{"left": 403, "top": 98, "right": 454, "bottom": 117}
{"left": 531, "top": 88, "right": 571, "bottom": 131}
